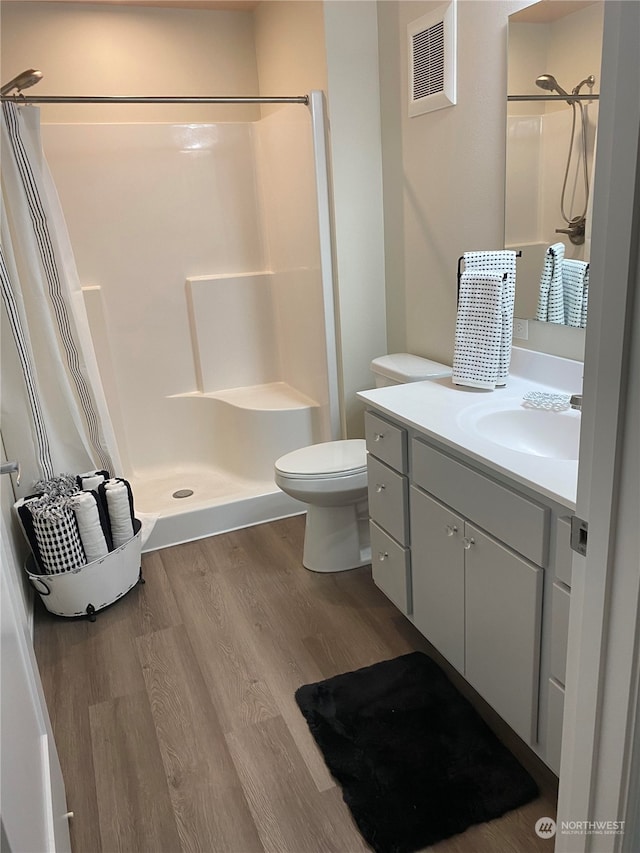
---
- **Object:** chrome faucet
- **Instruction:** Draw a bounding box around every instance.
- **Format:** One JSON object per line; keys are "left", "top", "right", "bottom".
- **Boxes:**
{"left": 570, "top": 395, "right": 583, "bottom": 411}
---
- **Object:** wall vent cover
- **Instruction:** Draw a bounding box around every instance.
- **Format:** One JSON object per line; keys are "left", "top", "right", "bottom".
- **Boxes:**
{"left": 408, "top": 2, "right": 457, "bottom": 117}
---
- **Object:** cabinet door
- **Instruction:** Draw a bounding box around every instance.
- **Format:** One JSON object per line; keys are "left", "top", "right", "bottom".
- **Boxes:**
{"left": 464, "top": 523, "right": 543, "bottom": 744}
{"left": 410, "top": 487, "right": 465, "bottom": 673}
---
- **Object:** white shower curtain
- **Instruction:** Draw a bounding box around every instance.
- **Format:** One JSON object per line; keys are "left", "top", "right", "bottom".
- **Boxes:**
{"left": 1, "top": 102, "right": 122, "bottom": 494}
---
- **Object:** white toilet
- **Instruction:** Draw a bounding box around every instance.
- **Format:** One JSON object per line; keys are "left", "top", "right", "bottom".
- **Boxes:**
{"left": 274, "top": 354, "right": 451, "bottom": 573}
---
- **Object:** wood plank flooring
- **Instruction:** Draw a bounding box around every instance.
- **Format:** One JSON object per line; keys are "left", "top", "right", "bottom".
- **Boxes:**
{"left": 34, "top": 515, "right": 557, "bottom": 853}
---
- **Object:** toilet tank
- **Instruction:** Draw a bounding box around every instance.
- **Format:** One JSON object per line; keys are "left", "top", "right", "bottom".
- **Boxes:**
{"left": 370, "top": 353, "right": 452, "bottom": 388}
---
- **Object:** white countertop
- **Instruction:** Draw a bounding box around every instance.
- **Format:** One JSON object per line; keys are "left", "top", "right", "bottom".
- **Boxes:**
{"left": 358, "top": 348, "right": 582, "bottom": 510}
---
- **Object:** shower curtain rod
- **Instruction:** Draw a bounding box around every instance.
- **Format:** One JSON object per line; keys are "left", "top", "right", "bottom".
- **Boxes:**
{"left": 0, "top": 94, "right": 309, "bottom": 105}
{"left": 508, "top": 94, "right": 599, "bottom": 102}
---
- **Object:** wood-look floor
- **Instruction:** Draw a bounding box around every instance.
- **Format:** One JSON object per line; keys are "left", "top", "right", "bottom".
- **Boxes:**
{"left": 35, "top": 515, "right": 557, "bottom": 853}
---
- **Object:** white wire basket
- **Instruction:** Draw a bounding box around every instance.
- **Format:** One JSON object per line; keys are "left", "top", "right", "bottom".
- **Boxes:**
{"left": 25, "top": 519, "right": 143, "bottom": 620}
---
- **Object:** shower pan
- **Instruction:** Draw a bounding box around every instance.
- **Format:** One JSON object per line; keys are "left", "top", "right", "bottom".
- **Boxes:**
{"left": 38, "top": 92, "right": 338, "bottom": 550}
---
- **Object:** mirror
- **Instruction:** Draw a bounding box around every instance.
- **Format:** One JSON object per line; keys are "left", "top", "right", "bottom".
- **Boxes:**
{"left": 506, "top": 1, "right": 603, "bottom": 327}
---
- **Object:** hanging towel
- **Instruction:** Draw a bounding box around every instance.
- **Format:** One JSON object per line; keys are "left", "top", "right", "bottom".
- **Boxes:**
{"left": 77, "top": 469, "right": 110, "bottom": 492}
{"left": 101, "top": 478, "right": 135, "bottom": 547}
{"left": 581, "top": 271, "right": 589, "bottom": 329}
{"left": 70, "top": 491, "right": 112, "bottom": 562}
{"left": 459, "top": 250, "right": 517, "bottom": 385}
{"left": 562, "top": 259, "right": 590, "bottom": 328}
{"left": 452, "top": 272, "right": 505, "bottom": 389}
{"left": 29, "top": 497, "right": 86, "bottom": 574}
{"left": 536, "top": 242, "right": 566, "bottom": 323}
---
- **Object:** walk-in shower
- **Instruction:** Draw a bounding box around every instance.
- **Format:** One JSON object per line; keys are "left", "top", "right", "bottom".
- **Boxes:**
{"left": 2, "top": 81, "right": 339, "bottom": 550}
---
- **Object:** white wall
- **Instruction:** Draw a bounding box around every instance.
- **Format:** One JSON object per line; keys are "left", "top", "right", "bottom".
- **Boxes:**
{"left": 323, "top": 1, "right": 387, "bottom": 436}
{"left": 0, "top": 1, "right": 260, "bottom": 122}
{"left": 253, "top": 2, "right": 332, "bottom": 434}
{"left": 254, "top": 0, "right": 388, "bottom": 437}
{"left": 253, "top": 0, "right": 327, "bottom": 112}
{"left": 378, "top": 0, "right": 588, "bottom": 364}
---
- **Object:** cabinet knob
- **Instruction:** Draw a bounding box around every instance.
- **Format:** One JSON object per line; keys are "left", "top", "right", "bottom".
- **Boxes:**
{"left": 374, "top": 432, "right": 385, "bottom": 441}
{"left": 378, "top": 551, "right": 389, "bottom": 561}
{"left": 463, "top": 537, "right": 476, "bottom": 550}
{"left": 446, "top": 524, "right": 458, "bottom": 537}
{"left": 375, "top": 483, "right": 386, "bottom": 493}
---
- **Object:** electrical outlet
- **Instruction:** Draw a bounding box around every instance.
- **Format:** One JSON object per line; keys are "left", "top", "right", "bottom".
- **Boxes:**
{"left": 514, "top": 318, "right": 529, "bottom": 340}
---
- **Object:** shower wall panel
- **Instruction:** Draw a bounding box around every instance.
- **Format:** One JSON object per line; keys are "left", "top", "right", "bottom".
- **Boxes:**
{"left": 42, "top": 122, "right": 266, "bottom": 473}
{"left": 254, "top": 106, "right": 331, "bottom": 439}
{"left": 506, "top": 107, "right": 598, "bottom": 262}
{"left": 505, "top": 115, "right": 543, "bottom": 247}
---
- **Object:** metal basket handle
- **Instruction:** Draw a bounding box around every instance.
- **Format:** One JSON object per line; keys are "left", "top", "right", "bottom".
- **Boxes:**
{"left": 29, "top": 576, "right": 51, "bottom": 596}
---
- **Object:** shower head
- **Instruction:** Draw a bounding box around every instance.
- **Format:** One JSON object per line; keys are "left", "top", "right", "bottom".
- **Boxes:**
{"left": 1, "top": 68, "right": 43, "bottom": 97}
{"left": 535, "top": 74, "right": 571, "bottom": 99}
{"left": 573, "top": 75, "right": 596, "bottom": 95}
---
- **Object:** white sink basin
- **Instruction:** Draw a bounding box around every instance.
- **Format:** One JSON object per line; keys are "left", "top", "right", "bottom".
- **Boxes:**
{"left": 460, "top": 404, "right": 581, "bottom": 460}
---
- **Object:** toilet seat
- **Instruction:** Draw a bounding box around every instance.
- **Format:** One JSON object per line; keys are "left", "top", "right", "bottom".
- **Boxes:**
{"left": 275, "top": 439, "right": 367, "bottom": 480}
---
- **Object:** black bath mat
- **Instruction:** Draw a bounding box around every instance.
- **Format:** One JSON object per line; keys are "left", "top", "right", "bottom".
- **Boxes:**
{"left": 295, "top": 651, "right": 538, "bottom": 853}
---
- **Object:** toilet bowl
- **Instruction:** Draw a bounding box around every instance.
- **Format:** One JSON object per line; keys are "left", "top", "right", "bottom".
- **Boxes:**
{"left": 275, "top": 354, "right": 451, "bottom": 573}
{"left": 275, "top": 440, "right": 369, "bottom": 573}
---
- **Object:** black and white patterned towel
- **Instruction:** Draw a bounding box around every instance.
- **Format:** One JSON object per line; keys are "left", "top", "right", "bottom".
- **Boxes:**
{"left": 536, "top": 242, "right": 566, "bottom": 324}
{"left": 453, "top": 271, "right": 505, "bottom": 389}
{"left": 30, "top": 498, "right": 86, "bottom": 574}
{"left": 76, "top": 469, "right": 111, "bottom": 492}
{"left": 32, "top": 473, "right": 79, "bottom": 500}
{"left": 460, "top": 250, "right": 517, "bottom": 385}
{"left": 562, "top": 259, "right": 589, "bottom": 328}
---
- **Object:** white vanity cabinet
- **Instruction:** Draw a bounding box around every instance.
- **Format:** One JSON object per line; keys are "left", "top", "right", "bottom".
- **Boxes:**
{"left": 358, "top": 348, "right": 583, "bottom": 774}
{"left": 364, "top": 411, "right": 412, "bottom": 615}
{"left": 361, "top": 403, "right": 578, "bottom": 770}
{"left": 410, "top": 468, "right": 544, "bottom": 745}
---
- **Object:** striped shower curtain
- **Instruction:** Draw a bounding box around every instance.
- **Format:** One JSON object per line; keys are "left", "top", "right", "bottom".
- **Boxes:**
{"left": 1, "top": 102, "right": 121, "bottom": 494}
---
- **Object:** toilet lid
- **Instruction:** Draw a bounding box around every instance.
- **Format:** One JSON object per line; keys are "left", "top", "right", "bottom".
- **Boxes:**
{"left": 275, "top": 439, "right": 367, "bottom": 478}
{"left": 371, "top": 353, "right": 452, "bottom": 382}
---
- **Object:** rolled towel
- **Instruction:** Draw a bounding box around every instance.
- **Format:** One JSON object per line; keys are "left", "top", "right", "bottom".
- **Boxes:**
{"left": 71, "top": 491, "right": 110, "bottom": 563}
{"left": 103, "top": 479, "right": 134, "bottom": 547}
{"left": 30, "top": 497, "right": 86, "bottom": 574}
{"left": 33, "top": 473, "right": 79, "bottom": 499}
{"left": 77, "top": 469, "right": 110, "bottom": 492}
{"left": 15, "top": 496, "right": 47, "bottom": 573}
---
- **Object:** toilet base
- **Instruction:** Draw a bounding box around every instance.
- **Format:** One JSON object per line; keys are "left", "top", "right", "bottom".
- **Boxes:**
{"left": 302, "top": 500, "right": 371, "bottom": 573}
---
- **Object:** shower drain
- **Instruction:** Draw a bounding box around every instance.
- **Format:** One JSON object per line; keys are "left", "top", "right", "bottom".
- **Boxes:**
{"left": 172, "top": 489, "right": 194, "bottom": 499}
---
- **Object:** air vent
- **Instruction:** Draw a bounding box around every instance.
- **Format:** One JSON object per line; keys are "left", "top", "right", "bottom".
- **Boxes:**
{"left": 412, "top": 21, "right": 445, "bottom": 99}
{"left": 408, "top": 2, "right": 456, "bottom": 117}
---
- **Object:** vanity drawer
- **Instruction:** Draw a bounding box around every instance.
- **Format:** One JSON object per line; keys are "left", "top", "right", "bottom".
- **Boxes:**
{"left": 411, "top": 439, "right": 549, "bottom": 566}
{"left": 370, "top": 521, "right": 412, "bottom": 615}
{"left": 367, "top": 455, "right": 409, "bottom": 545}
{"left": 365, "top": 411, "right": 408, "bottom": 473}
{"left": 550, "top": 581, "right": 571, "bottom": 686}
